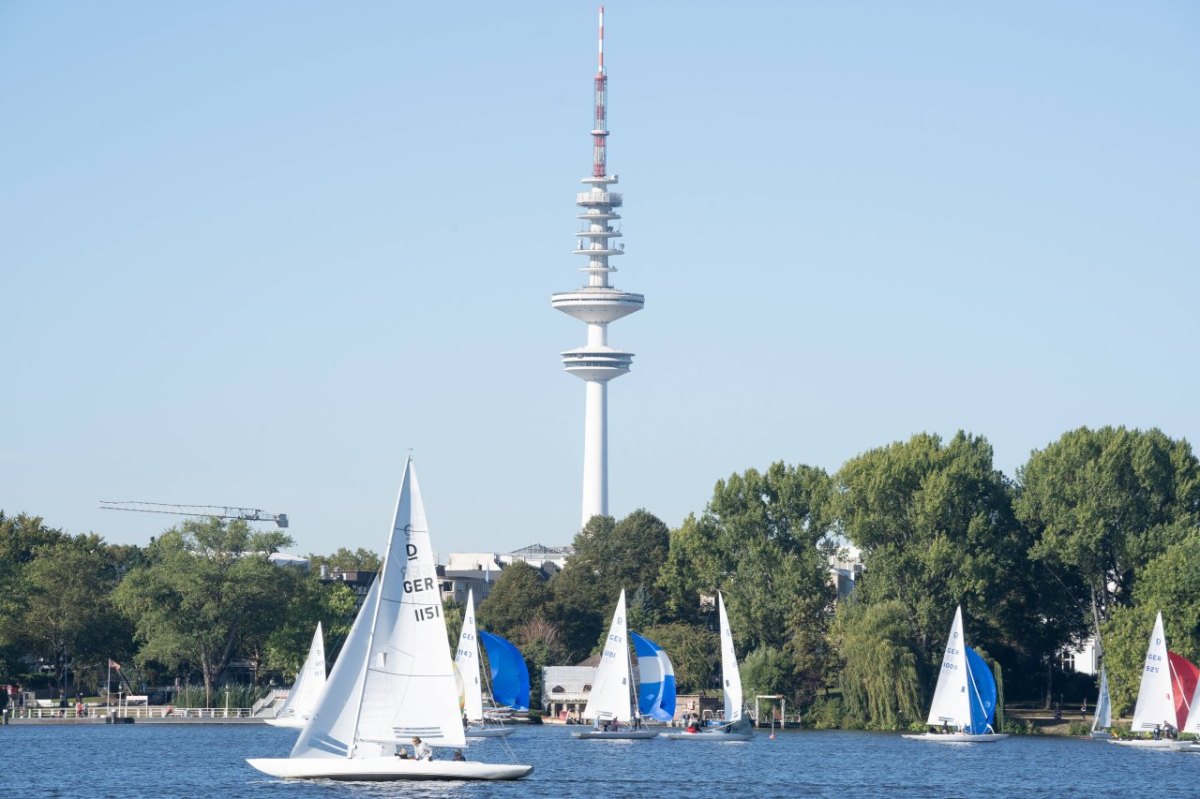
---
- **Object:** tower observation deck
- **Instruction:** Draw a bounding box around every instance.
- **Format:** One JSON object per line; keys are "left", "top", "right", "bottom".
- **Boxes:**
{"left": 551, "top": 6, "right": 644, "bottom": 529}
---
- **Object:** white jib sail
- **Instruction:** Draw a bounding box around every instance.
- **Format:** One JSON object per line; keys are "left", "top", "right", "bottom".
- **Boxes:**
{"left": 1184, "top": 666, "right": 1200, "bottom": 734}
{"left": 276, "top": 622, "right": 326, "bottom": 723}
{"left": 455, "top": 589, "right": 484, "bottom": 723}
{"left": 718, "top": 592, "right": 744, "bottom": 723}
{"left": 1130, "top": 611, "right": 1175, "bottom": 732}
{"left": 583, "top": 589, "right": 632, "bottom": 723}
{"left": 926, "top": 606, "right": 972, "bottom": 730}
{"left": 1092, "top": 666, "right": 1112, "bottom": 732}
{"left": 291, "top": 459, "right": 466, "bottom": 760}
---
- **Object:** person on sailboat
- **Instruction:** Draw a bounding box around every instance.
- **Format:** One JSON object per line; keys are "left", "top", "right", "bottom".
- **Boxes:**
{"left": 411, "top": 737, "right": 433, "bottom": 761}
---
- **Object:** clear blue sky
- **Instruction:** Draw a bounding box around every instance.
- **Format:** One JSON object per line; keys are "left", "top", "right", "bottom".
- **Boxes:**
{"left": 3, "top": 1, "right": 1197, "bottom": 559}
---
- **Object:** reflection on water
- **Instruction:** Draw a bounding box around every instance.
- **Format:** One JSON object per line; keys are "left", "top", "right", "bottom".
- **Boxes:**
{"left": 9, "top": 722, "right": 1200, "bottom": 799}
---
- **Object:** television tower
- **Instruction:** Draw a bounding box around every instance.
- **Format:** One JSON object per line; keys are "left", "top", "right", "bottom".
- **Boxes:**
{"left": 551, "top": 6, "right": 644, "bottom": 529}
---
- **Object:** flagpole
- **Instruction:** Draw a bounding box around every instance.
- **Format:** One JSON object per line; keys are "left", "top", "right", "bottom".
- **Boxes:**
{"left": 106, "top": 660, "right": 111, "bottom": 711}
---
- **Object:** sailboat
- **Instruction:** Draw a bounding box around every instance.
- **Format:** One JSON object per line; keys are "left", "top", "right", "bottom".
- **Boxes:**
{"left": 903, "top": 606, "right": 1007, "bottom": 743}
{"left": 247, "top": 460, "right": 533, "bottom": 780}
{"left": 1110, "top": 611, "right": 1189, "bottom": 749}
{"left": 266, "top": 622, "right": 326, "bottom": 729}
{"left": 1089, "top": 666, "right": 1112, "bottom": 739}
{"left": 573, "top": 590, "right": 658, "bottom": 739}
{"left": 662, "top": 592, "right": 753, "bottom": 741}
{"left": 454, "top": 590, "right": 515, "bottom": 738}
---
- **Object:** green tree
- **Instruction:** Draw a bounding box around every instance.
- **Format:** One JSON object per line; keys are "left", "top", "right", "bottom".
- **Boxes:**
{"left": 550, "top": 510, "right": 671, "bottom": 661}
{"left": 114, "top": 518, "right": 296, "bottom": 706}
{"left": 834, "top": 433, "right": 1042, "bottom": 662}
{"left": 307, "top": 547, "right": 381, "bottom": 574}
{"left": 478, "top": 562, "right": 552, "bottom": 640}
{"left": 1017, "top": 426, "right": 1200, "bottom": 641}
{"left": 740, "top": 646, "right": 793, "bottom": 703}
{"left": 7, "top": 536, "right": 133, "bottom": 694}
{"left": 658, "top": 462, "right": 836, "bottom": 698}
{"left": 834, "top": 599, "right": 924, "bottom": 730}
{"left": 262, "top": 576, "right": 359, "bottom": 679}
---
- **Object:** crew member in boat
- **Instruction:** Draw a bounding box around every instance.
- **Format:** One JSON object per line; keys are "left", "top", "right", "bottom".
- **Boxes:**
{"left": 411, "top": 737, "right": 433, "bottom": 761}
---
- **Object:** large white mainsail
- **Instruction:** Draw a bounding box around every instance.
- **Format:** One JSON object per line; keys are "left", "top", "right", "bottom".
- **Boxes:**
{"left": 925, "top": 606, "right": 972, "bottom": 730}
{"left": 455, "top": 589, "right": 484, "bottom": 723}
{"left": 270, "top": 622, "right": 326, "bottom": 728}
{"left": 1130, "top": 611, "right": 1175, "bottom": 733}
{"left": 717, "top": 592, "right": 744, "bottom": 723}
{"left": 582, "top": 589, "right": 632, "bottom": 723}
{"left": 291, "top": 460, "right": 466, "bottom": 759}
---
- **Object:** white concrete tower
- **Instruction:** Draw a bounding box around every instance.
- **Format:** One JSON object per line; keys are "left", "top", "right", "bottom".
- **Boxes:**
{"left": 551, "top": 6, "right": 644, "bottom": 529}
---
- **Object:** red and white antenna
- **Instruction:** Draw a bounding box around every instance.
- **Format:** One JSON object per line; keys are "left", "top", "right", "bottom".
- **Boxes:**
{"left": 592, "top": 5, "right": 608, "bottom": 178}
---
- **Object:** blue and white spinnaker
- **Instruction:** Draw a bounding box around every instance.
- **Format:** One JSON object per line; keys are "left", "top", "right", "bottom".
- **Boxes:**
{"left": 630, "top": 631, "right": 676, "bottom": 722}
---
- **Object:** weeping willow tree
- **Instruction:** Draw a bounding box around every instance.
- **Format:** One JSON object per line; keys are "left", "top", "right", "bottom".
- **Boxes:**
{"left": 834, "top": 600, "right": 925, "bottom": 729}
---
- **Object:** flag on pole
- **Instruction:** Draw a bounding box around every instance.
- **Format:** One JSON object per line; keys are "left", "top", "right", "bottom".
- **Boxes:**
{"left": 109, "top": 659, "right": 121, "bottom": 671}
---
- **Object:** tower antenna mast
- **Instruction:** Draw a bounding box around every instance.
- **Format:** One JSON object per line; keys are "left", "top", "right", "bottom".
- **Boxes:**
{"left": 593, "top": 6, "right": 607, "bottom": 178}
{"left": 551, "top": 7, "right": 645, "bottom": 528}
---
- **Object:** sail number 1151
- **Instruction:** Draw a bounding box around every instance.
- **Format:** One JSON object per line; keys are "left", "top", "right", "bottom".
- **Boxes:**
{"left": 414, "top": 604, "right": 441, "bottom": 622}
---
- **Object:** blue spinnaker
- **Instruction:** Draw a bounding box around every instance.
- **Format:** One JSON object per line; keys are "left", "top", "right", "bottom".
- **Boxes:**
{"left": 630, "top": 631, "right": 677, "bottom": 722}
{"left": 478, "top": 631, "right": 530, "bottom": 711}
{"left": 964, "top": 646, "right": 997, "bottom": 734}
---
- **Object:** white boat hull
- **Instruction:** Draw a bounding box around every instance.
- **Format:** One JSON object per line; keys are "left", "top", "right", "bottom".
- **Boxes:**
{"left": 660, "top": 729, "right": 753, "bottom": 742}
{"left": 572, "top": 729, "right": 659, "bottom": 740}
{"left": 902, "top": 732, "right": 1009, "bottom": 743}
{"left": 246, "top": 757, "right": 533, "bottom": 781}
{"left": 1170, "top": 740, "right": 1200, "bottom": 752}
{"left": 1107, "top": 738, "right": 1177, "bottom": 749}
{"left": 264, "top": 717, "right": 305, "bottom": 729}
{"left": 466, "top": 726, "right": 514, "bottom": 738}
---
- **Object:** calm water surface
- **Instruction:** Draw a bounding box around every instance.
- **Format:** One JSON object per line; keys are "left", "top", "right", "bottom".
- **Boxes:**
{"left": 8, "top": 723, "right": 1200, "bottom": 799}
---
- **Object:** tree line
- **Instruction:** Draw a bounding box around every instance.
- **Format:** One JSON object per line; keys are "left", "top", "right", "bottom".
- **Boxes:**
{"left": 2, "top": 425, "right": 1197, "bottom": 728}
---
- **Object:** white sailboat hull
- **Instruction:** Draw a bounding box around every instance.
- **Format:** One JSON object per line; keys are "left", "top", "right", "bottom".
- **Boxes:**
{"left": 466, "top": 726, "right": 514, "bottom": 738}
{"left": 1107, "top": 738, "right": 1176, "bottom": 750}
{"left": 246, "top": 757, "right": 533, "bottom": 781}
{"left": 1170, "top": 740, "right": 1200, "bottom": 752}
{"left": 264, "top": 717, "right": 306, "bottom": 729}
{"left": 660, "top": 729, "right": 753, "bottom": 742}
{"left": 571, "top": 729, "right": 659, "bottom": 740}
{"left": 902, "top": 732, "right": 1009, "bottom": 743}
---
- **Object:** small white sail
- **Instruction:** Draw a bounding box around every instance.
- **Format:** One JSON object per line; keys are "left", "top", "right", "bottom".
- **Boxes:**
{"left": 926, "top": 606, "right": 972, "bottom": 730}
{"left": 455, "top": 590, "right": 484, "bottom": 723}
{"left": 1130, "top": 611, "right": 1175, "bottom": 733}
{"left": 292, "top": 460, "right": 465, "bottom": 759}
{"left": 582, "top": 590, "right": 632, "bottom": 723}
{"left": 1184, "top": 671, "right": 1200, "bottom": 735}
{"left": 1092, "top": 666, "right": 1112, "bottom": 733}
{"left": 718, "top": 592, "right": 744, "bottom": 723}
{"left": 272, "top": 623, "right": 326, "bottom": 727}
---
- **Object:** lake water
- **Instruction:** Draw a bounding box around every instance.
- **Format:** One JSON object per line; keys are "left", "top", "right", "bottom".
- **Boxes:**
{"left": 8, "top": 723, "right": 1200, "bottom": 799}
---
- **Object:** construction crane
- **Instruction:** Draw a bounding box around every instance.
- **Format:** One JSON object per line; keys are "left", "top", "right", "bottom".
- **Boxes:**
{"left": 99, "top": 500, "right": 289, "bottom": 528}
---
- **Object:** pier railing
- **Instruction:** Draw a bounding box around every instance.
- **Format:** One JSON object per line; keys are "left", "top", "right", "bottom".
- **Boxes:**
{"left": 17, "top": 706, "right": 254, "bottom": 720}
